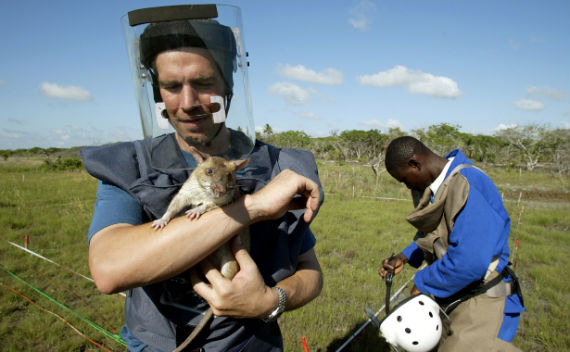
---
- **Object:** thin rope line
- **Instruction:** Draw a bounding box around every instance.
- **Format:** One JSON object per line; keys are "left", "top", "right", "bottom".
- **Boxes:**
{"left": 1, "top": 282, "right": 114, "bottom": 352}
{"left": 1, "top": 264, "right": 126, "bottom": 347}
{"left": 7, "top": 241, "right": 93, "bottom": 281}
{"left": 7, "top": 240, "right": 126, "bottom": 298}
{"left": 4, "top": 255, "right": 114, "bottom": 331}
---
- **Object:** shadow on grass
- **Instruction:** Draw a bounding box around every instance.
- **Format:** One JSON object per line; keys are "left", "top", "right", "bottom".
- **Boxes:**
{"left": 325, "top": 318, "right": 391, "bottom": 352}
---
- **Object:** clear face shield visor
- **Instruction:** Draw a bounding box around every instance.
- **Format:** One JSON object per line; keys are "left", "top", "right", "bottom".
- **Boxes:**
{"left": 121, "top": 4, "right": 255, "bottom": 171}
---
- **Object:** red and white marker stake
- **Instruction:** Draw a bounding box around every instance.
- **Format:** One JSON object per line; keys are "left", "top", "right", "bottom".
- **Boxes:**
{"left": 513, "top": 238, "right": 520, "bottom": 270}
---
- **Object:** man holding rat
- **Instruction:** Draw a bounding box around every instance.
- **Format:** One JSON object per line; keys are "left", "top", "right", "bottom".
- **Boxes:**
{"left": 379, "top": 136, "right": 524, "bottom": 352}
{"left": 81, "top": 4, "right": 323, "bottom": 351}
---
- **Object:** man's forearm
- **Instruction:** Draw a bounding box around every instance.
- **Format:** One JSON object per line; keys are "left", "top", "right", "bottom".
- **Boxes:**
{"left": 89, "top": 197, "right": 252, "bottom": 294}
{"left": 276, "top": 248, "right": 323, "bottom": 311}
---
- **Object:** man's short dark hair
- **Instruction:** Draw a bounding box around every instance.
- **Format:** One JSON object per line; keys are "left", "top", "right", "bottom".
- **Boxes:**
{"left": 385, "top": 136, "right": 429, "bottom": 173}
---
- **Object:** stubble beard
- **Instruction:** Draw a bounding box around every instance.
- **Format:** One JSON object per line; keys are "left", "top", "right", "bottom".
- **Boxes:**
{"left": 176, "top": 123, "right": 228, "bottom": 155}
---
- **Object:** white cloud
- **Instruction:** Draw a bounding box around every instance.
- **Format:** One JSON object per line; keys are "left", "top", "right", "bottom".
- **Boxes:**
{"left": 309, "top": 130, "right": 329, "bottom": 137}
{"left": 360, "top": 118, "right": 404, "bottom": 130}
{"left": 40, "top": 82, "right": 92, "bottom": 101}
{"left": 526, "top": 86, "right": 566, "bottom": 101}
{"left": 268, "top": 82, "right": 312, "bottom": 105}
{"left": 348, "top": 0, "right": 377, "bottom": 31}
{"left": 495, "top": 123, "right": 518, "bottom": 132}
{"left": 53, "top": 129, "right": 71, "bottom": 141}
{"left": 386, "top": 119, "right": 404, "bottom": 129}
{"left": 509, "top": 39, "right": 521, "bottom": 51}
{"left": 298, "top": 111, "right": 320, "bottom": 120}
{"left": 529, "top": 35, "right": 545, "bottom": 44}
{"left": 348, "top": 18, "right": 368, "bottom": 30}
{"left": 0, "top": 129, "right": 23, "bottom": 139}
{"left": 277, "top": 64, "right": 343, "bottom": 85}
{"left": 360, "top": 119, "right": 383, "bottom": 128}
{"left": 513, "top": 99, "right": 545, "bottom": 111}
{"left": 357, "top": 65, "right": 462, "bottom": 98}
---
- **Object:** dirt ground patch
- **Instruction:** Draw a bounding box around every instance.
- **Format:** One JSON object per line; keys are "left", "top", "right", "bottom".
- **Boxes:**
{"left": 501, "top": 188, "right": 569, "bottom": 202}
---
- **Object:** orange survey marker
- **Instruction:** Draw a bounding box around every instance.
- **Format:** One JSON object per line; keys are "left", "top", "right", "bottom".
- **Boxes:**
{"left": 513, "top": 238, "right": 520, "bottom": 270}
{"left": 301, "top": 336, "right": 309, "bottom": 352}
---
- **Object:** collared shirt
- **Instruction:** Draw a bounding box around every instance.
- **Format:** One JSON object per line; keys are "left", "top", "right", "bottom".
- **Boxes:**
{"left": 429, "top": 157, "right": 454, "bottom": 197}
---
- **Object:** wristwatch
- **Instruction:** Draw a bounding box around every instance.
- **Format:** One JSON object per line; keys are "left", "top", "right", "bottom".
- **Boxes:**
{"left": 263, "top": 287, "right": 287, "bottom": 323}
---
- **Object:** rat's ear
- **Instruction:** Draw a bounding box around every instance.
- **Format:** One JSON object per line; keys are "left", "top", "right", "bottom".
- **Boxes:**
{"left": 233, "top": 158, "right": 250, "bottom": 171}
{"left": 188, "top": 146, "right": 210, "bottom": 163}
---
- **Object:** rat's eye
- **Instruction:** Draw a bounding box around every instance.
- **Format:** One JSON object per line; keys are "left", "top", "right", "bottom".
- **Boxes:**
{"left": 206, "top": 168, "right": 214, "bottom": 175}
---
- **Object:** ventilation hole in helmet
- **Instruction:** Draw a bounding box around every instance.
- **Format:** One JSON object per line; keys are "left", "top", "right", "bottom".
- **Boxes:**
{"left": 429, "top": 312, "right": 433, "bottom": 318}
{"left": 397, "top": 315, "right": 402, "bottom": 322}
{"left": 418, "top": 300, "right": 424, "bottom": 305}
{"left": 405, "top": 328, "right": 411, "bottom": 334}
{"left": 412, "top": 341, "right": 419, "bottom": 345}
{"left": 436, "top": 324, "right": 440, "bottom": 331}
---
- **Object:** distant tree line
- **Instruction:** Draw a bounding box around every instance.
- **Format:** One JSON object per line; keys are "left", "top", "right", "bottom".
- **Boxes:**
{"left": 0, "top": 146, "right": 84, "bottom": 171}
{"left": 258, "top": 123, "right": 570, "bottom": 176}
{"left": 0, "top": 146, "right": 82, "bottom": 161}
{"left": 1, "top": 124, "right": 567, "bottom": 176}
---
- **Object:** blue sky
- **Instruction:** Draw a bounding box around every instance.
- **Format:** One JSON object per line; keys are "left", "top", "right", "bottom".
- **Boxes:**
{"left": 1, "top": 0, "right": 568, "bottom": 149}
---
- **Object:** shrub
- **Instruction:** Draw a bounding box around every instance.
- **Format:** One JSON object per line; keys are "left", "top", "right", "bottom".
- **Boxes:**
{"left": 42, "top": 157, "right": 84, "bottom": 171}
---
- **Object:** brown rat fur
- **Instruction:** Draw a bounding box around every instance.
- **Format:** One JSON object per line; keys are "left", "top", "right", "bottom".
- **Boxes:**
{"left": 151, "top": 146, "right": 250, "bottom": 351}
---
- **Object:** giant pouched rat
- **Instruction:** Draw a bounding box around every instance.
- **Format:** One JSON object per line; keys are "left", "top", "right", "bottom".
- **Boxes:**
{"left": 151, "top": 146, "right": 250, "bottom": 351}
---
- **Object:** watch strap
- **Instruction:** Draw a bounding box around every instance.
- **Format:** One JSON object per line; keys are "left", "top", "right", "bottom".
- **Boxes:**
{"left": 263, "top": 286, "right": 287, "bottom": 323}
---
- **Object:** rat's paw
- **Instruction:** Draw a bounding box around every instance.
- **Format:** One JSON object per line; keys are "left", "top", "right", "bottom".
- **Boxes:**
{"left": 152, "top": 219, "right": 168, "bottom": 230}
{"left": 185, "top": 208, "right": 204, "bottom": 221}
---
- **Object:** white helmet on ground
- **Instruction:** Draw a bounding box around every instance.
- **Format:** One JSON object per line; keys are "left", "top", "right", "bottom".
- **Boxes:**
{"left": 380, "top": 294, "right": 443, "bottom": 352}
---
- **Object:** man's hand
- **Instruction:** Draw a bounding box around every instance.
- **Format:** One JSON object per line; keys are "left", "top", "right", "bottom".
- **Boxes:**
{"left": 190, "top": 236, "right": 277, "bottom": 318}
{"left": 378, "top": 252, "right": 408, "bottom": 278}
{"left": 410, "top": 284, "right": 421, "bottom": 296}
{"left": 244, "top": 169, "right": 321, "bottom": 223}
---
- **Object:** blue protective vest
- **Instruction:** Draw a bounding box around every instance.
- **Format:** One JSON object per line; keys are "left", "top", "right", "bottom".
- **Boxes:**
{"left": 81, "top": 133, "right": 324, "bottom": 351}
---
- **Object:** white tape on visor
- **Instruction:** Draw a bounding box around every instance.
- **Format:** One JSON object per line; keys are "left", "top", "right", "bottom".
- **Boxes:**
{"left": 210, "top": 95, "right": 226, "bottom": 123}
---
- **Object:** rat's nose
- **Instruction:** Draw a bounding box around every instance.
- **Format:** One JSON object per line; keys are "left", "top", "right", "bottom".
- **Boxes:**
{"left": 211, "top": 182, "right": 226, "bottom": 197}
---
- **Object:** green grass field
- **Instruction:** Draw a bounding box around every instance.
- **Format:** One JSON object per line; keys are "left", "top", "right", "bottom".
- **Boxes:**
{"left": 0, "top": 158, "right": 568, "bottom": 351}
